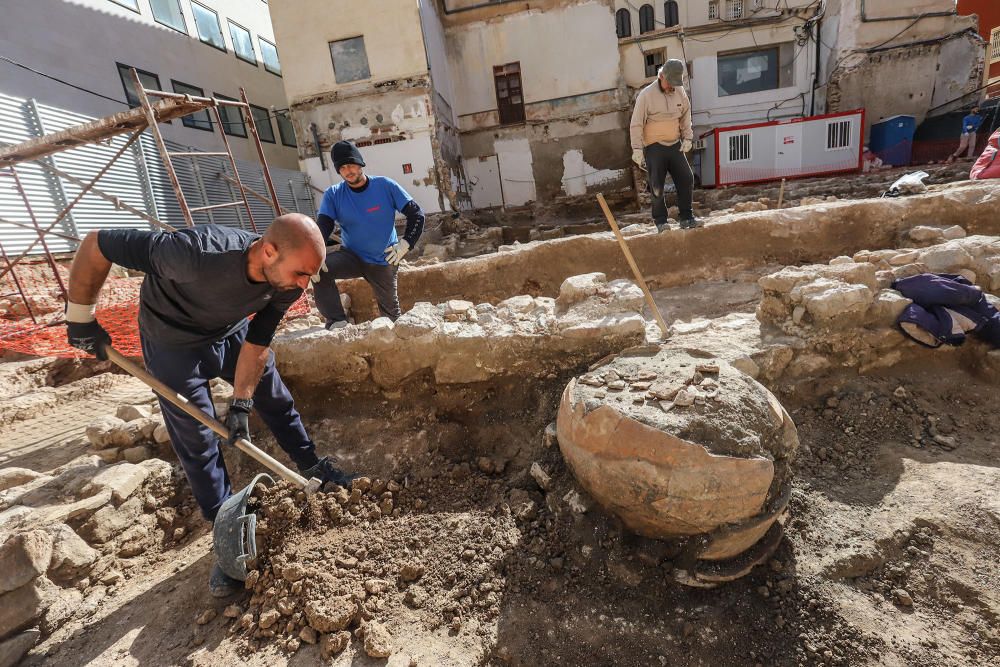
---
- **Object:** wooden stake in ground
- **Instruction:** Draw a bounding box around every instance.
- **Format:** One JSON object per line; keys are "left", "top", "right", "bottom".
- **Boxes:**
{"left": 596, "top": 193, "right": 671, "bottom": 340}
{"left": 777, "top": 178, "right": 786, "bottom": 209}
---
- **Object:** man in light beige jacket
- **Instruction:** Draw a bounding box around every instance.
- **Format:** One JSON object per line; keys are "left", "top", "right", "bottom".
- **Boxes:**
{"left": 629, "top": 59, "right": 698, "bottom": 231}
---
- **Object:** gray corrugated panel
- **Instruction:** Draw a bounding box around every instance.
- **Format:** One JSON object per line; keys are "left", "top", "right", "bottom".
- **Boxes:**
{"left": 1, "top": 94, "right": 314, "bottom": 252}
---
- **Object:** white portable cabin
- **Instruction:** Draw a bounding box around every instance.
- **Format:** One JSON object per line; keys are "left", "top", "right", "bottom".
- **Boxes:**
{"left": 700, "top": 110, "right": 865, "bottom": 188}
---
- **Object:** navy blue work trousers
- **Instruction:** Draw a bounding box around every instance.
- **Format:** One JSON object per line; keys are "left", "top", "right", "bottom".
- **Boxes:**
{"left": 140, "top": 326, "right": 318, "bottom": 521}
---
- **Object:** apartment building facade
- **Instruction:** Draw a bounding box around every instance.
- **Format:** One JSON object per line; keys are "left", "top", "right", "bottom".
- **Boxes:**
{"left": 2, "top": 0, "right": 298, "bottom": 168}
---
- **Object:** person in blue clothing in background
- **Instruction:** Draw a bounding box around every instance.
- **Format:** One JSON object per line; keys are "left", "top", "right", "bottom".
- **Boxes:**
{"left": 311, "top": 141, "right": 425, "bottom": 328}
{"left": 948, "top": 106, "right": 982, "bottom": 162}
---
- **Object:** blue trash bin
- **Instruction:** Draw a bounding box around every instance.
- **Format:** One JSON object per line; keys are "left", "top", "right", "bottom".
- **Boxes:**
{"left": 869, "top": 115, "right": 916, "bottom": 166}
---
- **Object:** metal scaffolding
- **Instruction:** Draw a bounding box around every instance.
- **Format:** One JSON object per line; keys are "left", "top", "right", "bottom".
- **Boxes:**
{"left": 0, "top": 69, "right": 288, "bottom": 324}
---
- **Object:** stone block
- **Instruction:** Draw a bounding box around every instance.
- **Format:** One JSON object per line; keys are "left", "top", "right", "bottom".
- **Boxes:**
{"left": 559, "top": 314, "right": 645, "bottom": 339}
{"left": 918, "top": 246, "right": 973, "bottom": 272}
{"left": 0, "top": 629, "right": 38, "bottom": 667}
{"left": 888, "top": 250, "right": 919, "bottom": 266}
{"left": 45, "top": 524, "right": 98, "bottom": 583}
{"left": 0, "top": 469, "right": 47, "bottom": 493}
{"left": 908, "top": 226, "right": 945, "bottom": 242}
{"left": 0, "top": 531, "right": 52, "bottom": 594}
{"left": 498, "top": 294, "right": 535, "bottom": 315}
{"left": 85, "top": 415, "right": 127, "bottom": 450}
{"left": 556, "top": 273, "right": 606, "bottom": 310}
{"left": 941, "top": 225, "right": 966, "bottom": 240}
{"left": 152, "top": 424, "right": 170, "bottom": 445}
{"left": 802, "top": 283, "right": 874, "bottom": 322}
{"left": 82, "top": 463, "right": 149, "bottom": 504}
{"left": 122, "top": 446, "right": 152, "bottom": 464}
{"left": 115, "top": 405, "right": 151, "bottom": 422}
{"left": 394, "top": 303, "right": 442, "bottom": 339}
{"left": 78, "top": 496, "right": 142, "bottom": 544}
{"left": 868, "top": 290, "right": 912, "bottom": 324}
{"left": 0, "top": 578, "right": 47, "bottom": 641}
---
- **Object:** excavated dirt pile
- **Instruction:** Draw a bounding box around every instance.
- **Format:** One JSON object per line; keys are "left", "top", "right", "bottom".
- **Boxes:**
{"left": 235, "top": 477, "right": 520, "bottom": 661}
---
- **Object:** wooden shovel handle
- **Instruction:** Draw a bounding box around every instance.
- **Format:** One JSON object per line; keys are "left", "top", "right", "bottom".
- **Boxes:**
{"left": 105, "top": 347, "right": 308, "bottom": 489}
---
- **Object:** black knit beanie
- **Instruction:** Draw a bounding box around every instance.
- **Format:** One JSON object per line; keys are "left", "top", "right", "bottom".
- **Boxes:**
{"left": 331, "top": 141, "right": 366, "bottom": 171}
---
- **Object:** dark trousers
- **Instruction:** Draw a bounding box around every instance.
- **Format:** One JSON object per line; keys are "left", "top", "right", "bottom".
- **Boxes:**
{"left": 645, "top": 142, "right": 694, "bottom": 223}
{"left": 313, "top": 247, "right": 401, "bottom": 323}
{"left": 141, "top": 326, "right": 318, "bottom": 521}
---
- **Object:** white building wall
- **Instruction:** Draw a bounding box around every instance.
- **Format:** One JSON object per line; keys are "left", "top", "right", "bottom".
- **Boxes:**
{"left": 448, "top": 1, "right": 621, "bottom": 119}
{"left": 1, "top": 0, "right": 296, "bottom": 168}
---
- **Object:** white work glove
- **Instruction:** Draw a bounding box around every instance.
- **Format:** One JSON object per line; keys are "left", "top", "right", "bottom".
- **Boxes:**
{"left": 309, "top": 258, "right": 328, "bottom": 284}
{"left": 681, "top": 139, "right": 692, "bottom": 153}
{"left": 383, "top": 239, "right": 410, "bottom": 266}
{"left": 631, "top": 149, "right": 645, "bottom": 168}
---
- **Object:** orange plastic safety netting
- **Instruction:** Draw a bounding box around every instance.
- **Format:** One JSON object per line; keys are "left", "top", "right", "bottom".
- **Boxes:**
{"left": 0, "top": 264, "right": 314, "bottom": 359}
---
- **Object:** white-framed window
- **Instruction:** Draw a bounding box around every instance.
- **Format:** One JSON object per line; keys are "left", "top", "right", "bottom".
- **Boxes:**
{"left": 260, "top": 38, "right": 282, "bottom": 76}
{"left": 191, "top": 1, "right": 226, "bottom": 51}
{"left": 717, "top": 43, "right": 794, "bottom": 96}
{"left": 150, "top": 0, "right": 186, "bottom": 33}
{"left": 991, "top": 26, "right": 1000, "bottom": 64}
{"left": 708, "top": 0, "right": 719, "bottom": 19}
{"left": 228, "top": 21, "right": 257, "bottom": 65}
{"left": 728, "top": 133, "right": 751, "bottom": 162}
{"left": 109, "top": 0, "right": 140, "bottom": 12}
{"left": 826, "top": 119, "right": 852, "bottom": 151}
{"left": 725, "top": 0, "right": 744, "bottom": 20}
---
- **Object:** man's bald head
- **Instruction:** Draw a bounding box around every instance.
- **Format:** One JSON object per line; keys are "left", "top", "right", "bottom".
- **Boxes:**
{"left": 257, "top": 213, "right": 325, "bottom": 291}
{"left": 263, "top": 213, "right": 325, "bottom": 258}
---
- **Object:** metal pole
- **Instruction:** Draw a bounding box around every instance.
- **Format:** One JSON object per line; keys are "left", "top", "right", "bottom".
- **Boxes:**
{"left": 0, "top": 215, "right": 80, "bottom": 243}
{"left": 0, "top": 240, "right": 38, "bottom": 324}
{"left": 7, "top": 166, "right": 67, "bottom": 300}
{"left": 240, "top": 88, "right": 282, "bottom": 218}
{"left": 209, "top": 105, "right": 258, "bottom": 232}
{"left": 26, "top": 98, "right": 80, "bottom": 242}
{"left": 131, "top": 70, "right": 195, "bottom": 227}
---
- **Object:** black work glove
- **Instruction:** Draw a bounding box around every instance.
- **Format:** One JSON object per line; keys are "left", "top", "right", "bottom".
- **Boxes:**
{"left": 225, "top": 399, "right": 253, "bottom": 446}
{"left": 66, "top": 320, "right": 111, "bottom": 361}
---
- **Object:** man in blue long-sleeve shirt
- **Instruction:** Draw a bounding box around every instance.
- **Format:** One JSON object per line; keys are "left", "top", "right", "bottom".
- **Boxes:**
{"left": 948, "top": 106, "right": 982, "bottom": 162}
{"left": 311, "top": 141, "right": 425, "bottom": 328}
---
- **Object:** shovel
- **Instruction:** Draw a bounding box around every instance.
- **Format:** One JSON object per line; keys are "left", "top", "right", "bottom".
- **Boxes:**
{"left": 105, "top": 347, "right": 322, "bottom": 495}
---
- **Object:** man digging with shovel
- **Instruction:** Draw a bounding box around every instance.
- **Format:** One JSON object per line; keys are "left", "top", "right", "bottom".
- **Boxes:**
{"left": 64, "top": 214, "right": 357, "bottom": 597}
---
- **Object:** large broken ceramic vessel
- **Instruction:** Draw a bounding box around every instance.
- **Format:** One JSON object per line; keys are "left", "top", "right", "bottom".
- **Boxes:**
{"left": 557, "top": 347, "right": 798, "bottom": 585}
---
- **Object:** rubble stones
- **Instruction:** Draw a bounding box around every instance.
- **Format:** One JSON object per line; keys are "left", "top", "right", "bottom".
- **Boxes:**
{"left": 0, "top": 578, "right": 47, "bottom": 640}
{"left": 363, "top": 620, "right": 393, "bottom": 658}
{"left": 82, "top": 463, "right": 149, "bottom": 503}
{"left": 115, "top": 405, "right": 151, "bottom": 422}
{"left": 529, "top": 463, "right": 551, "bottom": 491}
{"left": 0, "top": 468, "right": 47, "bottom": 492}
{"left": 0, "top": 531, "right": 52, "bottom": 594}
{"left": 85, "top": 415, "right": 127, "bottom": 449}
{"left": 320, "top": 631, "right": 351, "bottom": 659}
{"left": 44, "top": 524, "right": 98, "bottom": 583}
{"left": 0, "top": 629, "right": 38, "bottom": 667}
{"left": 79, "top": 496, "right": 142, "bottom": 544}
{"left": 305, "top": 597, "right": 357, "bottom": 633}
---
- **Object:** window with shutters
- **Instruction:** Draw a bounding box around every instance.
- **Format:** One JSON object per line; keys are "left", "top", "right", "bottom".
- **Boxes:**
{"left": 826, "top": 119, "right": 851, "bottom": 151}
{"left": 639, "top": 4, "right": 655, "bottom": 33}
{"left": 616, "top": 8, "right": 632, "bottom": 38}
{"left": 664, "top": 1, "right": 679, "bottom": 27}
{"left": 728, "top": 133, "right": 751, "bottom": 162}
{"left": 494, "top": 62, "right": 525, "bottom": 125}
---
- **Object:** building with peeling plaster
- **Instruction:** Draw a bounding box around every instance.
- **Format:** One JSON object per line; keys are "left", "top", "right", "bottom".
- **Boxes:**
{"left": 269, "top": 0, "right": 987, "bottom": 212}
{"left": 269, "top": 0, "right": 631, "bottom": 212}
{"left": 818, "top": 0, "right": 985, "bottom": 131}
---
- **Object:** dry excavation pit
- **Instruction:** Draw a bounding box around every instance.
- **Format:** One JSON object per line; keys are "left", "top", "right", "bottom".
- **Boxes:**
{"left": 1, "top": 180, "right": 999, "bottom": 666}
